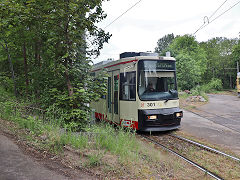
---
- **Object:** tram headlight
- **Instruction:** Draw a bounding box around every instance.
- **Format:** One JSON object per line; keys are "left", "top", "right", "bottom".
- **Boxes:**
{"left": 147, "top": 115, "right": 157, "bottom": 120}
{"left": 175, "top": 112, "right": 183, "bottom": 118}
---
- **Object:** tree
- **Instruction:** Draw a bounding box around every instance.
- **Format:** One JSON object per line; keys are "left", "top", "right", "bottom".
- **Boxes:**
{"left": 232, "top": 40, "right": 240, "bottom": 65}
{"left": 0, "top": 0, "right": 111, "bottom": 125}
{"left": 155, "top": 33, "right": 175, "bottom": 55}
{"left": 200, "top": 37, "right": 238, "bottom": 88}
{"left": 168, "top": 34, "right": 207, "bottom": 90}
{"left": 0, "top": 41, "right": 17, "bottom": 97}
{"left": 175, "top": 54, "right": 201, "bottom": 90}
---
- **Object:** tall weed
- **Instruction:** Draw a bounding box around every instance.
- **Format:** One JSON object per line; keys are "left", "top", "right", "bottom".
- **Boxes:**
{"left": 90, "top": 124, "right": 140, "bottom": 161}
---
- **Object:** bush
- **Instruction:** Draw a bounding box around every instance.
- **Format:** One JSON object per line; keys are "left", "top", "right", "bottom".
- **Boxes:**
{"left": 0, "top": 75, "right": 14, "bottom": 92}
{"left": 202, "top": 78, "right": 223, "bottom": 92}
{"left": 191, "top": 85, "right": 203, "bottom": 96}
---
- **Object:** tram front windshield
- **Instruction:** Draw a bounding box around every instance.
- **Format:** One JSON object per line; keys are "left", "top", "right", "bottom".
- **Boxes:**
{"left": 138, "top": 60, "right": 178, "bottom": 101}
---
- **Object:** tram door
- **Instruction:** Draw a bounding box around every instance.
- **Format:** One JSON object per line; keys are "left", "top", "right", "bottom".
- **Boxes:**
{"left": 107, "top": 75, "right": 112, "bottom": 122}
{"left": 112, "top": 70, "right": 120, "bottom": 123}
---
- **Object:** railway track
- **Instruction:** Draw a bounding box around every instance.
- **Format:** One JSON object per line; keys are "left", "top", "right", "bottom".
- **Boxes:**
{"left": 140, "top": 133, "right": 240, "bottom": 180}
{"left": 170, "top": 134, "right": 240, "bottom": 162}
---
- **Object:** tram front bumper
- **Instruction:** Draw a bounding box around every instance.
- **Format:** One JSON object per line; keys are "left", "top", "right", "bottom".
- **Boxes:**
{"left": 138, "top": 107, "right": 182, "bottom": 132}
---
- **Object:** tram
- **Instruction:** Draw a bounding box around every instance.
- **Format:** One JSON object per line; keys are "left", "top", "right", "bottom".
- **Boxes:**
{"left": 90, "top": 52, "right": 183, "bottom": 132}
{"left": 237, "top": 72, "right": 240, "bottom": 97}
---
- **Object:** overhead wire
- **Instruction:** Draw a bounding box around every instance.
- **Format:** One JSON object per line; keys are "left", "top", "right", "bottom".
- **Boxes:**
{"left": 208, "top": 0, "right": 240, "bottom": 24}
{"left": 194, "top": 0, "right": 240, "bottom": 34}
{"left": 194, "top": 16, "right": 210, "bottom": 35}
{"left": 103, "top": 0, "right": 143, "bottom": 29}
{"left": 194, "top": 0, "right": 228, "bottom": 34}
{"left": 209, "top": 0, "right": 228, "bottom": 19}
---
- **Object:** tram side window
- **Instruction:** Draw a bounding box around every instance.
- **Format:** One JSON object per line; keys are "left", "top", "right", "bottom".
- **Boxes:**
{"left": 108, "top": 77, "right": 112, "bottom": 113}
{"left": 120, "top": 72, "right": 136, "bottom": 101}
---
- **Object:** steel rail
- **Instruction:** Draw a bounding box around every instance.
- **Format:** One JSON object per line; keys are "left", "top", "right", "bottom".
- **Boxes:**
{"left": 141, "top": 135, "right": 224, "bottom": 180}
{"left": 170, "top": 134, "right": 240, "bottom": 162}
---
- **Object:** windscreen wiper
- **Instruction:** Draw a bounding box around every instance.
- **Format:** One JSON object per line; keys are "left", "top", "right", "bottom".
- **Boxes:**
{"left": 164, "top": 97, "right": 176, "bottom": 103}
{"left": 164, "top": 98, "right": 169, "bottom": 103}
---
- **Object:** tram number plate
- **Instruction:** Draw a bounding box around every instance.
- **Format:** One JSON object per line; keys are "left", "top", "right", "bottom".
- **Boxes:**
{"left": 147, "top": 103, "right": 155, "bottom": 107}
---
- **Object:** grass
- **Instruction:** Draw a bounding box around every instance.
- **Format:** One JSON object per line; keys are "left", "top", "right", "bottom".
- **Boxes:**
{"left": 90, "top": 124, "right": 140, "bottom": 161}
{"left": 86, "top": 153, "right": 103, "bottom": 167}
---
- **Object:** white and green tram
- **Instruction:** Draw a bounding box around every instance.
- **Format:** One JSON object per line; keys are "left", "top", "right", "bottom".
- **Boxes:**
{"left": 91, "top": 52, "right": 183, "bottom": 132}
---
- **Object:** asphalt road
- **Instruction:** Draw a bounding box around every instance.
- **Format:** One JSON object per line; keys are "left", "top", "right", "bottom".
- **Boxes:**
{"left": 0, "top": 131, "right": 96, "bottom": 180}
{"left": 181, "top": 94, "right": 240, "bottom": 155}
{"left": 0, "top": 133, "right": 71, "bottom": 180}
{"left": 198, "top": 94, "right": 240, "bottom": 133}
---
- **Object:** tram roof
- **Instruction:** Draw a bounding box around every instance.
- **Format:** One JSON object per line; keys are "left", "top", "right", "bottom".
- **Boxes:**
{"left": 92, "top": 55, "right": 176, "bottom": 71}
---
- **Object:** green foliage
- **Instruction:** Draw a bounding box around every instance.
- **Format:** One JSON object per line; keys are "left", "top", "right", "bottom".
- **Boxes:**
{"left": 201, "top": 78, "right": 223, "bottom": 93}
{"left": 87, "top": 153, "right": 103, "bottom": 167}
{"left": 91, "top": 124, "right": 139, "bottom": 160}
{"left": 200, "top": 37, "right": 238, "bottom": 88}
{"left": 175, "top": 54, "right": 202, "bottom": 90}
{"left": 19, "top": 117, "right": 44, "bottom": 135}
{"left": 40, "top": 69, "right": 108, "bottom": 125}
{"left": 168, "top": 34, "right": 207, "bottom": 90}
{"left": 69, "top": 134, "right": 88, "bottom": 149}
{"left": 191, "top": 85, "right": 203, "bottom": 96}
{"left": 155, "top": 34, "right": 239, "bottom": 91}
{"left": 155, "top": 33, "right": 175, "bottom": 55}
{"left": 232, "top": 41, "right": 240, "bottom": 65}
{"left": 0, "top": 92, "right": 88, "bottom": 153}
{"left": 0, "top": 0, "right": 111, "bottom": 125}
{"left": 0, "top": 73, "right": 14, "bottom": 92}
{"left": 0, "top": 85, "right": 15, "bottom": 102}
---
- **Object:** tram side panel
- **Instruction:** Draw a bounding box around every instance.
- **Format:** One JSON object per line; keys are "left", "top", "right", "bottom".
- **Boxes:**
{"left": 237, "top": 74, "right": 240, "bottom": 97}
{"left": 119, "top": 101, "right": 138, "bottom": 129}
{"left": 119, "top": 62, "right": 138, "bottom": 129}
{"left": 92, "top": 98, "right": 107, "bottom": 121}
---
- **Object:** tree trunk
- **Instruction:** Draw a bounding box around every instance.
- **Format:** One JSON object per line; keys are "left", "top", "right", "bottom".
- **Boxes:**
{"left": 63, "top": 0, "right": 74, "bottom": 97}
{"left": 34, "top": 40, "right": 41, "bottom": 99}
{"left": 65, "top": 66, "right": 73, "bottom": 96}
{"left": 1, "top": 42, "right": 18, "bottom": 97}
{"left": 35, "top": 40, "right": 41, "bottom": 66}
{"left": 23, "top": 42, "right": 29, "bottom": 95}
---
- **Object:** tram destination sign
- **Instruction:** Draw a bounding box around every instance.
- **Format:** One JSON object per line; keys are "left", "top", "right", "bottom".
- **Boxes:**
{"left": 139, "top": 60, "right": 176, "bottom": 71}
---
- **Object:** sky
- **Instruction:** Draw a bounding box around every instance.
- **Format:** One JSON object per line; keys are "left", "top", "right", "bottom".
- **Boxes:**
{"left": 93, "top": 0, "right": 240, "bottom": 63}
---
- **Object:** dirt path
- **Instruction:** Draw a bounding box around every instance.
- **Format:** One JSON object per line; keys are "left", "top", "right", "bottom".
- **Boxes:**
{"left": 0, "top": 129, "right": 95, "bottom": 180}
{"left": 181, "top": 94, "right": 240, "bottom": 155}
{"left": 0, "top": 133, "right": 69, "bottom": 180}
